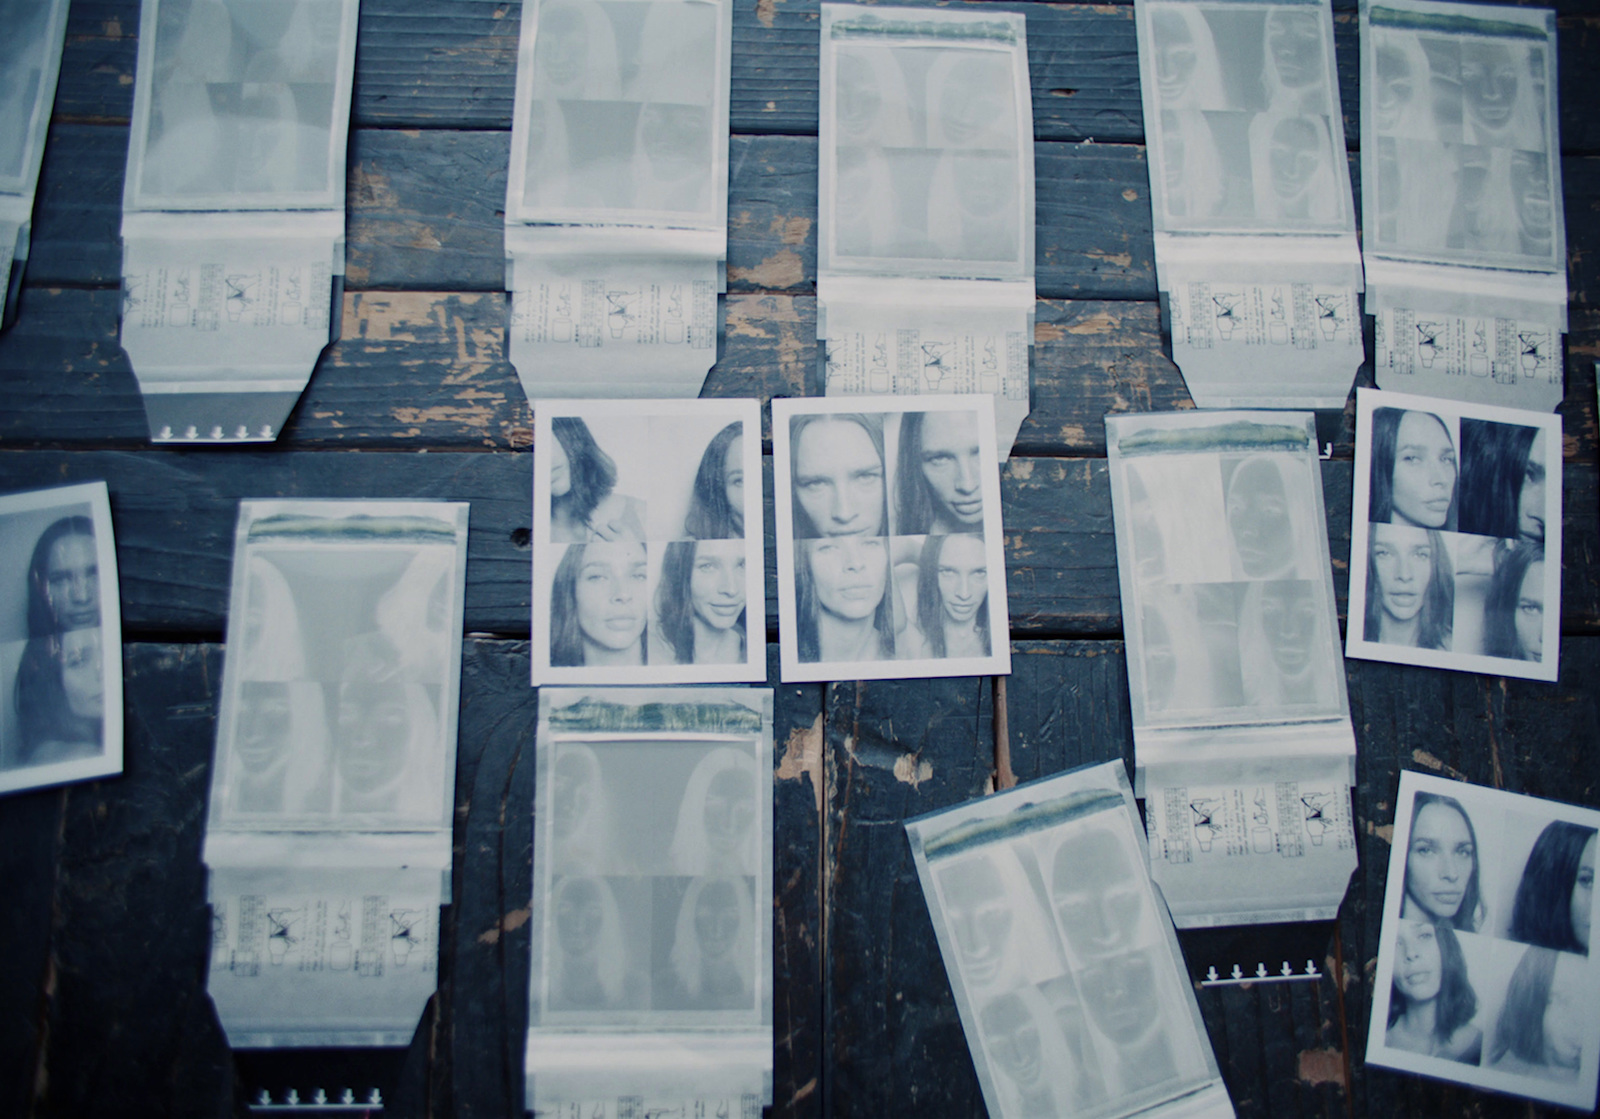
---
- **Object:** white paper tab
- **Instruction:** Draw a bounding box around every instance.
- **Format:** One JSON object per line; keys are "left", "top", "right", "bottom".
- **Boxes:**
{"left": 817, "top": 4, "right": 1036, "bottom": 459}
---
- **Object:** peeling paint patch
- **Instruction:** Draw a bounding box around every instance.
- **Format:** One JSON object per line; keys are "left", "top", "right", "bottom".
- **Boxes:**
{"left": 894, "top": 753, "right": 933, "bottom": 788}
{"left": 1411, "top": 749, "right": 1465, "bottom": 779}
{"left": 1365, "top": 821, "right": 1393, "bottom": 844}
{"left": 728, "top": 249, "right": 805, "bottom": 289}
{"left": 769, "top": 215, "right": 812, "bottom": 246}
{"left": 1296, "top": 1048, "right": 1347, "bottom": 1088}
{"left": 1085, "top": 249, "right": 1134, "bottom": 269}
{"left": 775, "top": 713, "right": 824, "bottom": 814}
{"left": 478, "top": 906, "right": 531, "bottom": 945}
{"left": 1122, "top": 188, "right": 1139, "bottom": 202}
{"left": 1066, "top": 311, "right": 1119, "bottom": 335}
{"left": 756, "top": 0, "right": 778, "bottom": 26}
{"left": 790, "top": 1078, "right": 817, "bottom": 1104}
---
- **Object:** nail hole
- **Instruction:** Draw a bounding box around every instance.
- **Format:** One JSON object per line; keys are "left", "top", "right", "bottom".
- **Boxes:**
{"left": 511, "top": 527, "right": 531, "bottom": 549}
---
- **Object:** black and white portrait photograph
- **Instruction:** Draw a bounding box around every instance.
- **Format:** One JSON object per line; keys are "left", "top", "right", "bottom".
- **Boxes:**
{"left": 127, "top": 0, "right": 357, "bottom": 207}
{"left": 1348, "top": 388, "right": 1560, "bottom": 680}
{"left": 1139, "top": 0, "right": 1353, "bottom": 235}
{"left": 1361, "top": 1, "right": 1563, "bottom": 271}
{"left": 0, "top": 0, "right": 68, "bottom": 193}
{"left": 821, "top": 7, "right": 1033, "bottom": 278}
{"left": 1368, "top": 772, "right": 1600, "bottom": 1109}
{"left": 0, "top": 482, "right": 122, "bottom": 796}
{"left": 532, "top": 399, "right": 764, "bottom": 685}
{"left": 773, "top": 395, "right": 1011, "bottom": 683}
{"left": 907, "top": 760, "right": 1233, "bottom": 1119}
{"left": 207, "top": 499, "right": 469, "bottom": 828}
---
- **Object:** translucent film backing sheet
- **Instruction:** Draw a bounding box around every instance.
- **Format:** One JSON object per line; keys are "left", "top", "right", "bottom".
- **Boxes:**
{"left": 505, "top": 0, "right": 732, "bottom": 400}
{"left": 526, "top": 687, "right": 774, "bottom": 1116}
{"left": 119, "top": 0, "right": 360, "bottom": 444}
{"left": 1106, "top": 411, "right": 1358, "bottom": 927}
{"left": 1360, "top": 0, "right": 1566, "bottom": 411}
{"left": 1136, "top": 0, "right": 1364, "bottom": 409}
{"left": 203, "top": 499, "right": 469, "bottom": 1048}
{"left": 1366, "top": 772, "right": 1600, "bottom": 1109}
{"left": 0, "top": 0, "right": 70, "bottom": 328}
{"left": 818, "top": 4, "right": 1036, "bottom": 459}
{"left": 906, "top": 760, "right": 1235, "bottom": 1119}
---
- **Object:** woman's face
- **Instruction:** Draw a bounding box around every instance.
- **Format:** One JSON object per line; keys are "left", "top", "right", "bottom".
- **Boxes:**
{"left": 1078, "top": 952, "right": 1160, "bottom": 1044}
{"left": 723, "top": 433, "right": 745, "bottom": 533}
{"left": 703, "top": 764, "right": 755, "bottom": 857}
{"left": 936, "top": 534, "right": 988, "bottom": 626}
{"left": 1269, "top": 117, "right": 1323, "bottom": 200}
{"left": 537, "top": 4, "right": 590, "bottom": 92}
{"left": 1153, "top": 10, "right": 1198, "bottom": 101}
{"left": 550, "top": 434, "right": 572, "bottom": 499}
{"left": 793, "top": 418, "right": 885, "bottom": 537}
{"left": 1511, "top": 151, "right": 1554, "bottom": 247}
{"left": 1375, "top": 44, "right": 1415, "bottom": 132}
{"left": 1572, "top": 833, "right": 1595, "bottom": 951}
{"left": 1266, "top": 9, "right": 1322, "bottom": 88}
{"left": 918, "top": 412, "right": 985, "bottom": 527}
{"left": 1258, "top": 582, "right": 1318, "bottom": 679}
{"left": 939, "top": 856, "right": 1012, "bottom": 986}
{"left": 806, "top": 537, "right": 887, "bottom": 620}
{"left": 1390, "top": 412, "right": 1457, "bottom": 528}
{"left": 574, "top": 541, "right": 648, "bottom": 652}
{"left": 336, "top": 683, "right": 411, "bottom": 794}
{"left": 980, "top": 995, "right": 1043, "bottom": 1087}
{"left": 693, "top": 879, "right": 742, "bottom": 961}
{"left": 238, "top": 683, "right": 292, "bottom": 774}
{"left": 45, "top": 532, "right": 100, "bottom": 630}
{"left": 689, "top": 542, "right": 746, "bottom": 632}
{"left": 1518, "top": 430, "right": 1546, "bottom": 543}
{"left": 1406, "top": 802, "right": 1474, "bottom": 921}
{"left": 1369, "top": 523, "right": 1435, "bottom": 625}
{"left": 1226, "top": 459, "right": 1294, "bottom": 577}
{"left": 556, "top": 878, "right": 604, "bottom": 957}
{"left": 1460, "top": 40, "right": 1518, "bottom": 130}
{"left": 552, "top": 750, "right": 594, "bottom": 841}
{"left": 59, "top": 627, "right": 103, "bottom": 721}
{"left": 1544, "top": 953, "right": 1585, "bottom": 1069}
{"left": 1393, "top": 919, "right": 1442, "bottom": 1003}
{"left": 1515, "top": 560, "right": 1545, "bottom": 660}
{"left": 1051, "top": 831, "right": 1144, "bottom": 959}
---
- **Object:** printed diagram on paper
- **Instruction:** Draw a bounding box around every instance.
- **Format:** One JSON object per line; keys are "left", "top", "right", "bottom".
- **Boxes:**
{"left": 210, "top": 891, "right": 436, "bottom": 981}
{"left": 1171, "top": 283, "right": 1359, "bottom": 353}
{"left": 824, "top": 329, "right": 1029, "bottom": 402}
{"left": 1151, "top": 782, "right": 1355, "bottom": 864}
{"left": 511, "top": 277, "right": 716, "bottom": 350}
{"left": 122, "top": 259, "right": 331, "bottom": 335}
{"left": 1374, "top": 309, "right": 1560, "bottom": 393}
{"left": 547, "top": 1095, "right": 766, "bottom": 1119}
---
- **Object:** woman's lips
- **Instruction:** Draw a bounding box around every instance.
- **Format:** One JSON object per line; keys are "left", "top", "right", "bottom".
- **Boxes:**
{"left": 604, "top": 613, "right": 641, "bottom": 631}
{"left": 836, "top": 583, "right": 876, "bottom": 600}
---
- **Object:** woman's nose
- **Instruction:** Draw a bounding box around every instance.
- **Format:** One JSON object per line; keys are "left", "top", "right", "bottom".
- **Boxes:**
{"left": 956, "top": 456, "right": 979, "bottom": 494}
{"left": 831, "top": 485, "right": 858, "bottom": 524}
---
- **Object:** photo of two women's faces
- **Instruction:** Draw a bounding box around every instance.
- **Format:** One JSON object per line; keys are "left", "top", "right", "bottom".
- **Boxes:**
{"left": 216, "top": 543, "right": 458, "bottom": 823}
{"left": 1120, "top": 450, "right": 1341, "bottom": 722}
{"left": 1373, "top": 777, "right": 1600, "bottom": 1104}
{"left": 541, "top": 738, "right": 763, "bottom": 1017}
{"left": 534, "top": 404, "right": 762, "bottom": 683}
{"left": 1352, "top": 396, "right": 1558, "bottom": 676}
{"left": 0, "top": 485, "right": 121, "bottom": 793}
{"left": 830, "top": 40, "right": 1027, "bottom": 268}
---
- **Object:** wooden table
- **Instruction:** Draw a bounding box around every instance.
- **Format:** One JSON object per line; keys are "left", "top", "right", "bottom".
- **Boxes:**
{"left": 1, "top": 0, "right": 1597, "bottom": 1115}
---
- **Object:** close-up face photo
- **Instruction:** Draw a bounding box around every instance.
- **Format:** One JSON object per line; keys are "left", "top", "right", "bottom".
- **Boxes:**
{"left": 1390, "top": 412, "right": 1457, "bottom": 528}
{"left": 1405, "top": 798, "right": 1476, "bottom": 924}
{"left": 793, "top": 416, "right": 885, "bottom": 537}
{"left": 917, "top": 412, "right": 984, "bottom": 528}
{"left": 575, "top": 541, "right": 649, "bottom": 653}
{"left": 806, "top": 536, "right": 888, "bottom": 621}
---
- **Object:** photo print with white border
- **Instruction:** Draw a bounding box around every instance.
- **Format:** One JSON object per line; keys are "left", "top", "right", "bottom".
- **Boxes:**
{"left": 1348, "top": 387, "right": 1560, "bottom": 682}
{"left": 531, "top": 399, "right": 765, "bottom": 685}
{"left": 0, "top": 481, "right": 123, "bottom": 796}
{"left": 1367, "top": 771, "right": 1600, "bottom": 1109}
{"left": 772, "top": 393, "right": 1011, "bottom": 683}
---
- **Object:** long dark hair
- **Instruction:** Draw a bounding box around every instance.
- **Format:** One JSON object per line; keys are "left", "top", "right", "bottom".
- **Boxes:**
{"left": 685, "top": 423, "right": 744, "bottom": 539}
{"left": 895, "top": 412, "right": 934, "bottom": 535}
{"left": 655, "top": 540, "right": 746, "bottom": 664}
{"left": 915, "top": 533, "right": 989, "bottom": 658}
{"left": 1364, "top": 527, "right": 1454, "bottom": 650}
{"left": 1483, "top": 540, "right": 1542, "bottom": 660}
{"left": 1489, "top": 946, "right": 1559, "bottom": 1067}
{"left": 549, "top": 544, "right": 647, "bottom": 667}
{"left": 789, "top": 413, "right": 886, "bottom": 538}
{"left": 551, "top": 417, "right": 618, "bottom": 527}
{"left": 794, "top": 539, "right": 895, "bottom": 663}
{"left": 1387, "top": 920, "right": 1478, "bottom": 1042}
{"left": 15, "top": 634, "right": 99, "bottom": 761}
{"left": 1511, "top": 821, "right": 1596, "bottom": 954}
{"left": 28, "top": 515, "right": 95, "bottom": 637}
{"left": 1407, "top": 791, "right": 1484, "bottom": 932}
{"left": 1458, "top": 419, "right": 1539, "bottom": 540}
{"left": 1369, "top": 407, "right": 1456, "bottom": 529}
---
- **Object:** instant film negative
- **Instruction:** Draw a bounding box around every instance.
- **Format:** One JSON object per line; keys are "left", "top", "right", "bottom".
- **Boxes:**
{"left": 120, "top": 0, "right": 360, "bottom": 444}
{"left": 0, "top": 483, "right": 123, "bottom": 797}
{"left": 1348, "top": 387, "right": 1561, "bottom": 681}
{"left": 504, "top": 0, "right": 733, "bottom": 401}
{"left": 817, "top": 4, "right": 1036, "bottom": 459}
{"left": 772, "top": 394, "right": 1011, "bottom": 683}
{"left": 1135, "top": 0, "right": 1364, "bottom": 409}
{"left": 1361, "top": 0, "right": 1566, "bottom": 411}
{"left": 0, "top": 0, "right": 70, "bottom": 329}
{"left": 203, "top": 499, "right": 469, "bottom": 1048}
{"left": 906, "top": 760, "right": 1236, "bottom": 1119}
{"left": 526, "top": 687, "right": 774, "bottom": 1115}
{"left": 1367, "top": 772, "right": 1600, "bottom": 1109}
{"left": 1106, "top": 410, "right": 1358, "bottom": 926}
{"left": 531, "top": 399, "right": 764, "bottom": 685}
